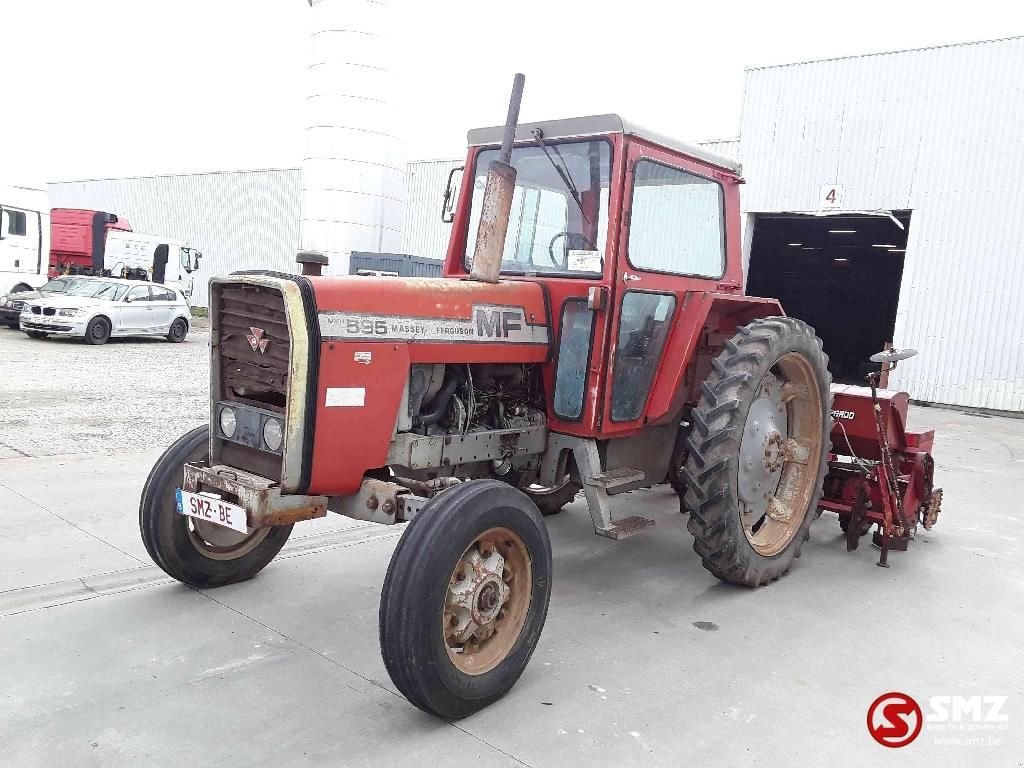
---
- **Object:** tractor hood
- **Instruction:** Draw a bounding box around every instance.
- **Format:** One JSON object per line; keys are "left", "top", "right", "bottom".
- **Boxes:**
{"left": 309, "top": 276, "right": 550, "bottom": 359}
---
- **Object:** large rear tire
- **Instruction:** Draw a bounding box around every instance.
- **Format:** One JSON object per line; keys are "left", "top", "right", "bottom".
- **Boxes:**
{"left": 380, "top": 480, "right": 552, "bottom": 719}
{"left": 683, "top": 317, "right": 831, "bottom": 586}
{"left": 522, "top": 477, "right": 581, "bottom": 517}
{"left": 139, "top": 425, "right": 293, "bottom": 588}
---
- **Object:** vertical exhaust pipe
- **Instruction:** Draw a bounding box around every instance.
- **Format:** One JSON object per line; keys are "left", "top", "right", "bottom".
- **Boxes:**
{"left": 469, "top": 73, "right": 525, "bottom": 284}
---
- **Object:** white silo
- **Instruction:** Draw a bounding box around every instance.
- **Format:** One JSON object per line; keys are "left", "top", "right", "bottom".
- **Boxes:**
{"left": 301, "top": 0, "right": 406, "bottom": 274}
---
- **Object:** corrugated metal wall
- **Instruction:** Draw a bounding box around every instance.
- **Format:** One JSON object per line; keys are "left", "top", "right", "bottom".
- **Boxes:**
{"left": 48, "top": 169, "right": 302, "bottom": 307}
{"left": 400, "top": 159, "right": 461, "bottom": 260}
{"left": 740, "top": 37, "right": 1024, "bottom": 411}
{"left": 699, "top": 138, "right": 741, "bottom": 164}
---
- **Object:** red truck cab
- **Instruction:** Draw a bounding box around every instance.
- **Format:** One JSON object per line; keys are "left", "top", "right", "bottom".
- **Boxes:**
{"left": 49, "top": 208, "right": 132, "bottom": 277}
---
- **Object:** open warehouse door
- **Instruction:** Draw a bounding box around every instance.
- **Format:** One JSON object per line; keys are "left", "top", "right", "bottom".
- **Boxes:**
{"left": 746, "top": 211, "right": 911, "bottom": 383}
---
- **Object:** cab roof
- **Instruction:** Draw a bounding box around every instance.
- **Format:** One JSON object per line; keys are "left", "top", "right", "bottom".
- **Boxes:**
{"left": 467, "top": 114, "right": 742, "bottom": 175}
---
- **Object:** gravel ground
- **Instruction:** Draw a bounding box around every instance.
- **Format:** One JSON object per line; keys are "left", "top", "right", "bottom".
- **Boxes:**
{"left": 0, "top": 323, "right": 210, "bottom": 458}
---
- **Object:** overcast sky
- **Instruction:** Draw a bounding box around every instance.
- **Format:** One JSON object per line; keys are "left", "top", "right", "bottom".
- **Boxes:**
{"left": 2, "top": 0, "right": 1021, "bottom": 184}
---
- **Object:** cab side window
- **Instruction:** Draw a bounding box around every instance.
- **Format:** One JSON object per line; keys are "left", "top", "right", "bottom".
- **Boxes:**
{"left": 628, "top": 160, "right": 725, "bottom": 278}
{"left": 5, "top": 210, "right": 27, "bottom": 236}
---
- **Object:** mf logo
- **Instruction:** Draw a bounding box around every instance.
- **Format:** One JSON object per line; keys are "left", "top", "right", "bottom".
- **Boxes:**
{"left": 475, "top": 307, "right": 523, "bottom": 338}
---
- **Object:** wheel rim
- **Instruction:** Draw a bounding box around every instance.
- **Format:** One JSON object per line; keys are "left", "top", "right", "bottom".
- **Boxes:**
{"left": 443, "top": 526, "right": 532, "bottom": 676}
{"left": 737, "top": 353, "right": 823, "bottom": 557}
{"left": 173, "top": 320, "right": 185, "bottom": 339}
{"left": 187, "top": 517, "right": 270, "bottom": 561}
{"left": 91, "top": 322, "right": 107, "bottom": 340}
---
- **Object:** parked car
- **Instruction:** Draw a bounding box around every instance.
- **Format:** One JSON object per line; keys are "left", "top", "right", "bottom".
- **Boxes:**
{"left": 20, "top": 277, "right": 192, "bottom": 345}
{"left": 0, "top": 277, "right": 86, "bottom": 329}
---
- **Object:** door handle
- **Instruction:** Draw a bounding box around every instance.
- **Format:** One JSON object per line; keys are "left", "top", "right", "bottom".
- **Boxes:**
{"left": 623, "top": 273, "right": 641, "bottom": 283}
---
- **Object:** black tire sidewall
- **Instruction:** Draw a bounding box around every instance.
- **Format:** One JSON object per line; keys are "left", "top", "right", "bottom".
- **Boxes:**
{"left": 139, "top": 425, "right": 293, "bottom": 588}
{"left": 381, "top": 480, "right": 553, "bottom": 718}
{"left": 86, "top": 316, "right": 110, "bottom": 345}
{"left": 168, "top": 318, "right": 188, "bottom": 342}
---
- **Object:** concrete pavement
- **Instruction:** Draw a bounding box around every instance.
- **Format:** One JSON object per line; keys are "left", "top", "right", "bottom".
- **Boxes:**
{"left": 1, "top": 405, "right": 1022, "bottom": 767}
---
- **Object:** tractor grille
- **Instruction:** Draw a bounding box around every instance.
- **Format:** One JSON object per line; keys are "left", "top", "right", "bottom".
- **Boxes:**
{"left": 218, "top": 283, "right": 290, "bottom": 412}
{"left": 216, "top": 282, "right": 292, "bottom": 481}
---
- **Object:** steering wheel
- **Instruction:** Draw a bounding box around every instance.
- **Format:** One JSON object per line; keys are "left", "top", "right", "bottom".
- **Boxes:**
{"left": 548, "top": 232, "right": 598, "bottom": 269}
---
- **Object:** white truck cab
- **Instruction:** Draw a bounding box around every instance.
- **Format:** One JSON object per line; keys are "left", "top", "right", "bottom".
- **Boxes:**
{"left": 103, "top": 231, "right": 202, "bottom": 302}
{"left": 0, "top": 185, "right": 50, "bottom": 296}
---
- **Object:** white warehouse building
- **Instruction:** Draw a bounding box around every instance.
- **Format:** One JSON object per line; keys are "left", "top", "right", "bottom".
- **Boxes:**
{"left": 49, "top": 36, "right": 1024, "bottom": 412}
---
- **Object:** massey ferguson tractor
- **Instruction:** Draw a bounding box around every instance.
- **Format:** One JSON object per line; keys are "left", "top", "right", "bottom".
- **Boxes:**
{"left": 139, "top": 75, "right": 938, "bottom": 719}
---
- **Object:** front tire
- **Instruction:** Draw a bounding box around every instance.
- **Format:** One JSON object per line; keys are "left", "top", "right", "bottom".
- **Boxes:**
{"left": 683, "top": 317, "right": 831, "bottom": 586}
{"left": 380, "top": 480, "right": 553, "bottom": 719}
{"left": 139, "top": 425, "right": 293, "bottom": 588}
{"left": 85, "top": 316, "right": 111, "bottom": 345}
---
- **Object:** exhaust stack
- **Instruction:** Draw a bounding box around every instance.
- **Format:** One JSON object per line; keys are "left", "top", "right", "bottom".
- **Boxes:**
{"left": 469, "top": 73, "right": 525, "bottom": 284}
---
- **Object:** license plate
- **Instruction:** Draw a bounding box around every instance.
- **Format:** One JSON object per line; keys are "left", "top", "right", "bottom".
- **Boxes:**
{"left": 175, "top": 489, "right": 248, "bottom": 533}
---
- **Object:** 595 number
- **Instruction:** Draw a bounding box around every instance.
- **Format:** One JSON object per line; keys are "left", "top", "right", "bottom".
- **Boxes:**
{"left": 346, "top": 318, "right": 388, "bottom": 335}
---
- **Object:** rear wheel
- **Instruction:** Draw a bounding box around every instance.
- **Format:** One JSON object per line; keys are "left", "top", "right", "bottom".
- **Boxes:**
{"left": 85, "top": 316, "right": 111, "bottom": 345}
{"left": 380, "top": 480, "right": 552, "bottom": 719}
{"left": 683, "top": 317, "right": 831, "bottom": 586}
{"left": 167, "top": 318, "right": 188, "bottom": 343}
{"left": 139, "top": 425, "right": 293, "bottom": 588}
{"left": 521, "top": 477, "right": 581, "bottom": 516}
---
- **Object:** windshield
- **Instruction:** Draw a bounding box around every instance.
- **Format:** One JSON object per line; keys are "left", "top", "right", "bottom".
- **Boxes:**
{"left": 465, "top": 139, "right": 611, "bottom": 276}
{"left": 42, "top": 278, "right": 80, "bottom": 293}
{"left": 64, "top": 280, "right": 131, "bottom": 302}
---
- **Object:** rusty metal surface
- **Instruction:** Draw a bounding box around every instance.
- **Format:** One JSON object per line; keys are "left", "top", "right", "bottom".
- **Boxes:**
{"left": 469, "top": 161, "right": 517, "bottom": 284}
{"left": 182, "top": 463, "right": 327, "bottom": 528}
{"left": 385, "top": 425, "right": 546, "bottom": 471}
{"left": 327, "top": 478, "right": 404, "bottom": 526}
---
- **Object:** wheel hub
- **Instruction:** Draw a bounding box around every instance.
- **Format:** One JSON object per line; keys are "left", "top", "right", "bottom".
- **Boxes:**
{"left": 447, "top": 547, "right": 511, "bottom": 644}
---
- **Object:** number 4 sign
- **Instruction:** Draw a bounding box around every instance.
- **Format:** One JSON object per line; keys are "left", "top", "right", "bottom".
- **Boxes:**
{"left": 819, "top": 184, "right": 844, "bottom": 209}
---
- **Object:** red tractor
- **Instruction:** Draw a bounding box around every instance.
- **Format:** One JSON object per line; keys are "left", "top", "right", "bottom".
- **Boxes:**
{"left": 139, "top": 77, "right": 934, "bottom": 718}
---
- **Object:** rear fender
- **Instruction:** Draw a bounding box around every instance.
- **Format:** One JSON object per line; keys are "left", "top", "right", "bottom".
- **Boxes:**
{"left": 645, "top": 293, "right": 784, "bottom": 426}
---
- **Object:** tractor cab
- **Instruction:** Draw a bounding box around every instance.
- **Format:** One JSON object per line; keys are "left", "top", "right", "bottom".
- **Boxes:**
{"left": 442, "top": 115, "right": 774, "bottom": 438}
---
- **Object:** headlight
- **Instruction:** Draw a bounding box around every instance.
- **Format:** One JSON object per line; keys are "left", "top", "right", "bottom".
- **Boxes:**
{"left": 262, "top": 418, "right": 283, "bottom": 452}
{"left": 0, "top": 296, "right": 7, "bottom": 307}
{"left": 219, "top": 407, "right": 237, "bottom": 438}
{"left": 57, "top": 308, "right": 83, "bottom": 317}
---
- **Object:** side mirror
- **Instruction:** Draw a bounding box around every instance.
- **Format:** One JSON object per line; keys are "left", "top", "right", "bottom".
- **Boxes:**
{"left": 124, "top": 295, "right": 133, "bottom": 303}
{"left": 441, "top": 166, "right": 464, "bottom": 224}
{"left": 194, "top": 251, "right": 202, "bottom": 271}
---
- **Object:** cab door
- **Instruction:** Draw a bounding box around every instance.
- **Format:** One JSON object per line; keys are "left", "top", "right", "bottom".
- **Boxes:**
{"left": 600, "top": 140, "right": 730, "bottom": 435}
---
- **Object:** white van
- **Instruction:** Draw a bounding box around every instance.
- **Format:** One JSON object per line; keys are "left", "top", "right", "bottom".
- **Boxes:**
{"left": 0, "top": 185, "right": 50, "bottom": 296}
{"left": 103, "top": 231, "right": 202, "bottom": 302}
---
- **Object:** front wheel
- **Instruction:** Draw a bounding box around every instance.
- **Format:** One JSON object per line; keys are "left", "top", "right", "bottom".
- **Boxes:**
{"left": 380, "top": 480, "right": 553, "bottom": 719}
{"left": 683, "top": 317, "right": 832, "bottom": 586}
{"left": 85, "top": 316, "right": 111, "bottom": 345}
{"left": 139, "top": 425, "right": 293, "bottom": 588}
